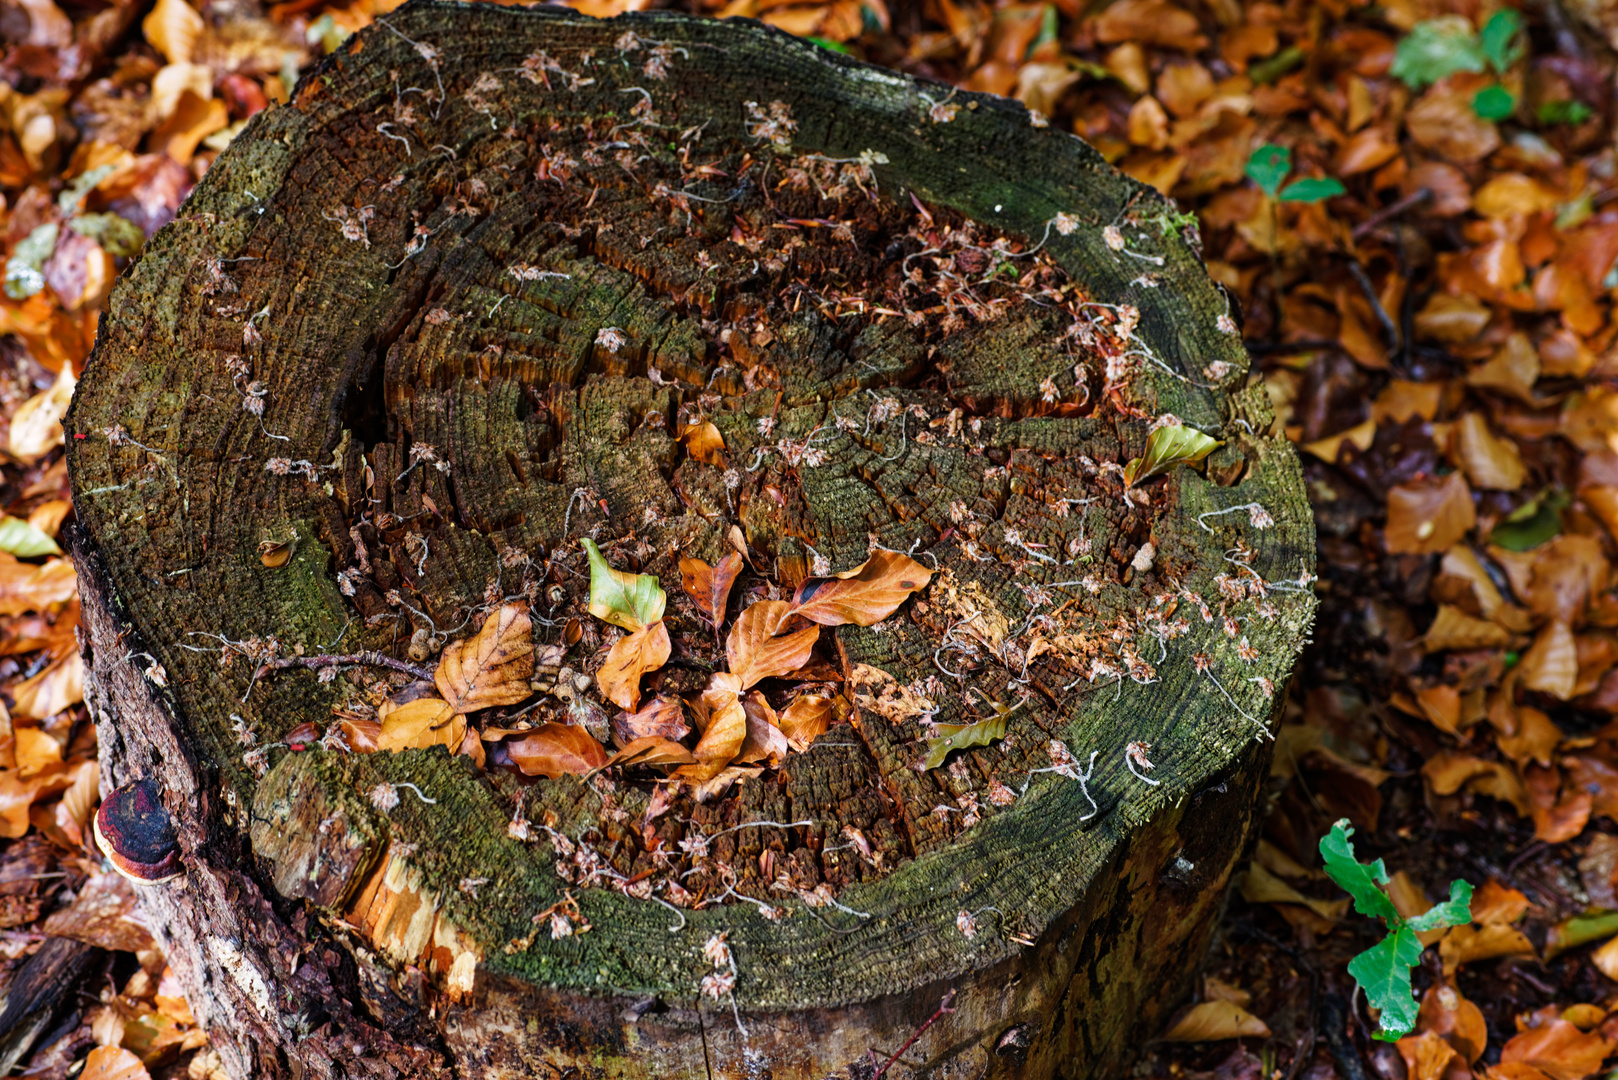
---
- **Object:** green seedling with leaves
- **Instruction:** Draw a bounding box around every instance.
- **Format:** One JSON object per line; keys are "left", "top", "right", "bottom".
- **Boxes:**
{"left": 1389, "top": 10, "right": 1523, "bottom": 120}
{"left": 1245, "top": 145, "right": 1345, "bottom": 205}
{"left": 1318, "top": 819, "right": 1473, "bottom": 1040}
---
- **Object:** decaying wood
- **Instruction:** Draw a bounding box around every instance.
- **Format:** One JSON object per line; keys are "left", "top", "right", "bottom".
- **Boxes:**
{"left": 67, "top": 4, "right": 1315, "bottom": 1077}
{"left": 0, "top": 935, "right": 104, "bottom": 1073}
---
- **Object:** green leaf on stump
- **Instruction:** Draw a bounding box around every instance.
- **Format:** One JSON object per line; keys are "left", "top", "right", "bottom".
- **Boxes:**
{"left": 581, "top": 538, "right": 666, "bottom": 632}
{"left": 1124, "top": 424, "right": 1223, "bottom": 487}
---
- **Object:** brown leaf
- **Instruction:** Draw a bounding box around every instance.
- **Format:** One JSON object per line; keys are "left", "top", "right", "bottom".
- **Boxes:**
{"left": 1519, "top": 622, "right": 1578, "bottom": 701}
{"left": 1417, "top": 983, "right": 1488, "bottom": 1064}
{"left": 1493, "top": 704, "right": 1561, "bottom": 768}
{"left": 787, "top": 550, "right": 933, "bottom": 627}
{"left": 1241, "top": 860, "right": 1348, "bottom": 922}
{"left": 0, "top": 764, "right": 66, "bottom": 839}
{"left": 1470, "top": 879, "right": 1530, "bottom": 926}
{"left": 1439, "top": 923, "right": 1536, "bottom": 973}
{"left": 504, "top": 722, "right": 609, "bottom": 778}
{"left": 691, "top": 764, "right": 762, "bottom": 804}
{"left": 1424, "top": 605, "right": 1511, "bottom": 653}
{"left": 613, "top": 695, "right": 690, "bottom": 747}
{"left": 13, "top": 726, "right": 60, "bottom": 776}
{"left": 41, "top": 871, "right": 153, "bottom": 953}
{"left": 1524, "top": 763, "right": 1590, "bottom": 843}
{"left": 8, "top": 365, "right": 74, "bottom": 464}
{"left": 1160, "top": 1000, "right": 1271, "bottom": 1042}
{"left": 777, "top": 693, "right": 836, "bottom": 752}
{"left": 680, "top": 552, "right": 743, "bottom": 631}
{"left": 596, "top": 621, "right": 671, "bottom": 712}
{"left": 141, "top": 0, "right": 203, "bottom": 64}
{"left": 12, "top": 648, "right": 82, "bottom": 719}
{"left": 1500, "top": 1020, "right": 1612, "bottom": 1080}
{"left": 1406, "top": 78, "right": 1500, "bottom": 163}
{"left": 79, "top": 1046, "right": 151, "bottom": 1080}
{"left": 607, "top": 735, "right": 695, "bottom": 770}
{"left": 1092, "top": 0, "right": 1208, "bottom": 51}
{"left": 679, "top": 421, "right": 726, "bottom": 467}
{"left": 1399, "top": 1031, "right": 1459, "bottom": 1080}
{"left": 1422, "top": 752, "right": 1530, "bottom": 816}
{"left": 1454, "top": 413, "right": 1526, "bottom": 491}
{"left": 1386, "top": 473, "right": 1476, "bottom": 555}
{"left": 377, "top": 697, "right": 466, "bottom": 753}
{"left": 0, "top": 555, "right": 77, "bottom": 615}
{"left": 728, "top": 600, "right": 820, "bottom": 688}
{"left": 734, "top": 692, "right": 789, "bottom": 767}
{"left": 677, "top": 673, "right": 748, "bottom": 781}
{"left": 435, "top": 603, "right": 534, "bottom": 713}
{"left": 1469, "top": 333, "right": 1541, "bottom": 403}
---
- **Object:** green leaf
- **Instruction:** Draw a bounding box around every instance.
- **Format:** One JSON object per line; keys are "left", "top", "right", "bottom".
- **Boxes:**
{"left": 1472, "top": 84, "right": 1516, "bottom": 120}
{"left": 808, "top": 36, "right": 852, "bottom": 55}
{"left": 1245, "top": 144, "right": 1290, "bottom": 199}
{"left": 0, "top": 516, "right": 60, "bottom": 558}
{"left": 922, "top": 714, "right": 1009, "bottom": 770}
{"left": 1347, "top": 925, "right": 1424, "bottom": 1040}
{"left": 1489, "top": 489, "right": 1567, "bottom": 551}
{"left": 1480, "top": 8, "right": 1524, "bottom": 73}
{"left": 1537, "top": 100, "right": 1593, "bottom": 126}
{"left": 1407, "top": 878, "right": 1473, "bottom": 933}
{"left": 1279, "top": 177, "right": 1346, "bottom": 203}
{"left": 4, "top": 223, "right": 58, "bottom": 300}
{"left": 57, "top": 164, "right": 119, "bottom": 216}
{"left": 581, "top": 539, "right": 666, "bottom": 633}
{"left": 1318, "top": 819, "right": 1400, "bottom": 922}
{"left": 1124, "top": 423, "right": 1223, "bottom": 487}
{"left": 1390, "top": 16, "right": 1486, "bottom": 89}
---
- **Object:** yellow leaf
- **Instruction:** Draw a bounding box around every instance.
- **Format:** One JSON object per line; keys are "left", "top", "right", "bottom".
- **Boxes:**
{"left": 377, "top": 697, "right": 465, "bottom": 752}
{"left": 12, "top": 648, "right": 82, "bottom": 719}
{"left": 141, "top": 0, "right": 203, "bottom": 64}
{"left": 12, "top": 727, "right": 59, "bottom": 777}
{"left": 1241, "top": 860, "right": 1348, "bottom": 922}
{"left": 679, "top": 421, "right": 727, "bottom": 467}
{"left": 79, "top": 1046, "right": 152, "bottom": 1080}
{"left": 434, "top": 603, "right": 534, "bottom": 713}
{"left": 727, "top": 600, "right": 819, "bottom": 688}
{"left": 1160, "top": 1000, "right": 1271, "bottom": 1042}
{"left": 596, "top": 621, "right": 671, "bottom": 712}
{"left": 787, "top": 550, "right": 932, "bottom": 627}
{"left": 1518, "top": 621, "right": 1578, "bottom": 700}
{"left": 1454, "top": 413, "right": 1526, "bottom": 491}
{"left": 777, "top": 693, "right": 836, "bottom": 751}
{"left": 8, "top": 364, "right": 74, "bottom": 464}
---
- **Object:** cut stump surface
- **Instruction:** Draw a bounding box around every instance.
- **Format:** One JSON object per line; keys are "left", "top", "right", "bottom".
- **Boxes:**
{"left": 67, "top": 5, "right": 1315, "bottom": 1078}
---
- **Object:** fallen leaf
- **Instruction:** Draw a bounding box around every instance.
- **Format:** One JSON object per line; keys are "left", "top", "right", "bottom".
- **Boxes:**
{"left": 434, "top": 602, "right": 534, "bottom": 713}
{"left": 41, "top": 870, "right": 153, "bottom": 953}
{"left": 1125, "top": 422, "right": 1223, "bottom": 486}
{"left": 1454, "top": 413, "right": 1526, "bottom": 491}
{"left": 777, "top": 693, "right": 835, "bottom": 751}
{"left": 1439, "top": 922, "right": 1535, "bottom": 973}
{"left": 504, "top": 722, "right": 609, "bottom": 778}
{"left": 1493, "top": 704, "right": 1561, "bottom": 768}
{"left": 1203, "top": 977, "right": 1251, "bottom": 1005}
{"left": 1416, "top": 683, "right": 1462, "bottom": 736}
{"left": 582, "top": 539, "right": 665, "bottom": 632}
{"left": 677, "top": 673, "right": 748, "bottom": 781}
{"left": 1160, "top": 1000, "right": 1271, "bottom": 1041}
{"left": 0, "top": 556, "right": 77, "bottom": 615}
{"left": 1424, "top": 605, "right": 1511, "bottom": 652}
{"left": 1417, "top": 982, "right": 1488, "bottom": 1064}
{"left": 8, "top": 364, "right": 74, "bottom": 463}
{"left": 1524, "top": 763, "right": 1591, "bottom": 842}
{"left": 0, "top": 764, "right": 67, "bottom": 838}
{"left": 1589, "top": 933, "right": 1618, "bottom": 982}
{"left": 1500, "top": 1020, "right": 1612, "bottom": 1080}
{"left": 923, "top": 709, "right": 1012, "bottom": 771}
{"left": 605, "top": 735, "right": 694, "bottom": 770}
{"left": 377, "top": 697, "right": 466, "bottom": 752}
{"left": 1415, "top": 294, "right": 1492, "bottom": 343}
{"left": 728, "top": 600, "right": 820, "bottom": 688}
{"left": 0, "top": 515, "right": 60, "bottom": 557}
{"left": 734, "top": 691, "right": 789, "bottom": 766}
{"left": 1422, "top": 752, "right": 1530, "bottom": 816}
{"left": 13, "top": 726, "right": 60, "bottom": 776}
{"left": 1469, "top": 333, "right": 1540, "bottom": 403}
{"left": 679, "top": 421, "right": 726, "bottom": 467}
{"left": 12, "top": 648, "right": 82, "bottom": 719}
{"left": 1242, "top": 860, "right": 1350, "bottom": 922}
{"left": 1398, "top": 1031, "right": 1459, "bottom": 1080}
{"left": 613, "top": 695, "right": 689, "bottom": 747}
{"left": 690, "top": 764, "right": 762, "bottom": 804}
{"left": 1406, "top": 78, "right": 1500, "bottom": 163}
{"left": 141, "top": 0, "right": 203, "bottom": 64}
{"left": 788, "top": 550, "right": 933, "bottom": 627}
{"left": 596, "top": 621, "right": 671, "bottom": 711}
{"left": 1303, "top": 419, "right": 1378, "bottom": 463}
{"left": 1518, "top": 622, "right": 1578, "bottom": 700}
{"left": 79, "top": 1046, "right": 151, "bottom": 1080}
{"left": 1386, "top": 473, "right": 1477, "bottom": 555}
{"left": 680, "top": 552, "right": 743, "bottom": 630}
{"left": 1092, "top": 0, "right": 1208, "bottom": 52}
{"left": 1471, "top": 879, "right": 1531, "bottom": 925}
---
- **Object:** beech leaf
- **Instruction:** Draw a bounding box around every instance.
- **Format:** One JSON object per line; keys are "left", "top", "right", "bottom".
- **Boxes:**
{"left": 680, "top": 552, "right": 743, "bottom": 628}
{"left": 1124, "top": 423, "right": 1223, "bottom": 487}
{"left": 581, "top": 539, "right": 665, "bottom": 632}
{"left": 778, "top": 693, "right": 836, "bottom": 751}
{"left": 787, "top": 550, "right": 933, "bottom": 627}
{"left": 678, "top": 673, "right": 748, "bottom": 781}
{"left": 734, "top": 691, "right": 790, "bottom": 766}
{"left": 606, "top": 735, "right": 696, "bottom": 770}
{"left": 377, "top": 696, "right": 466, "bottom": 752}
{"left": 728, "top": 600, "right": 820, "bottom": 688}
{"left": 434, "top": 602, "right": 535, "bottom": 713}
{"left": 596, "top": 620, "right": 671, "bottom": 711}
{"left": 0, "top": 516, "right": 60, "bottom": 557}
{"left": 1161, "top": 1000, "right": 1272, "bottom": 1042}
{"left": 614, "top": 695, "right": 690, "bottom": 746}
{"left": 679, "top": 421, "right": 727, "bottom": 467}
{"left": 504, "top": 722, "right": 610, "bottom": 778}
{"left": 923, "top": 712, "right": 1010, "bottom": 770}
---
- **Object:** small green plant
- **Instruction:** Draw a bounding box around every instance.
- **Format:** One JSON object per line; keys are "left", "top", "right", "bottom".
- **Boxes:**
{"left": 1537, "top": 100, "right": 1593, "bottom": 126}
{"left": 1391, "top": 10, "right": 1523, "bottom": 120}
{"left": 1245, "top": 145, "right": 1345, "bottom": 204}
{"left": 1319, "top": 820, "right": 1472, "bottom": 1040}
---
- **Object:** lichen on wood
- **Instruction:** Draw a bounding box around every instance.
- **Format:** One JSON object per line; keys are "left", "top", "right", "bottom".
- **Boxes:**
{"left": 67, "top": 5, "right": 1314, "bottom": 1078}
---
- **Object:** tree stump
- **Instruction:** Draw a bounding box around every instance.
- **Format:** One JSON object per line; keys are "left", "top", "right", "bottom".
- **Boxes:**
{"left": 66, "top": 5, "right": 1315, "bottom": 1078}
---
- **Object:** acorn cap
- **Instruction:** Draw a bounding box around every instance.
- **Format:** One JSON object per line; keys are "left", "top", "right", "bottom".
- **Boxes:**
{"left": 94, "top": 779, "right": 183, "bottom": 885}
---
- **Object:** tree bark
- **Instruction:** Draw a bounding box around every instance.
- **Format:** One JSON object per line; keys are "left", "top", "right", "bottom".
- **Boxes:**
{"left": 66, "top": 4, "right": 1315, "bottom": 1078}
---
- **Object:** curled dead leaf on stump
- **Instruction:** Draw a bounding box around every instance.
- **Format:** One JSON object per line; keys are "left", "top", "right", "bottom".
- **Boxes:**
{"left": 777, "top": 693, "right": 838, "bottom": 751}
{"left": 434, "top": 602, "right": 535, "bottom": 713}
{"left": 680, "top": 551, "right": 742, "bottom": 634}
{"left": 377, "top": 697, "right": 466, "bottom": 753}
{"left": 676, "top": 673, "right": 748, "bottom": 782}
{"left": 504, "top": 722, "right": 610, "bottom": 778}
{"left": 613, "top": 695, "right": 689, "bottom": 746}
{"left": 727, "top": 599, "right": 818, "bottom": 688}
{"left": 597, "top": 621, "right": 671, "bottom": 712}
{"left": 786, "top": 550, "right": 933, "bottom": 627}
{"left": 679, "top": 421, "right": 726, "bottom": 467}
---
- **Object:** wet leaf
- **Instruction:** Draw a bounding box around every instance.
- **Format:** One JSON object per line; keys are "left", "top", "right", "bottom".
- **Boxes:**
{"left": 777, "top": 693, "right": 835, "bottom": 752}
{"left": 0, "top": 515, "right": 60, "bottom": 557}
{"left": 613, "top": 695, "right": 689, "bottom": 746}
{"left": 581, "top": 539, "right": 665, "bottom": 632}
{"left": 1161, "top": 1000, "right": 1272, "bottom": 1041}
{"left": 728, "top": 600, "right": 820, "bottom": 687}
{"left": 596, "top": 621, "right": 671, "bottom": 712}
{"left": 1124, "top": 423, "right": 1222, "bottom": 486}
{"left": 504, "top": 722, "right": 609, "bottom": 778}
{"left": 787, "top": 550, "right": 933, "bottom": 627}
{"left": 923, "top": 711, "right": 1009, "bottom": 771}
{"left": 434, "top": 602, "right": 534, "bottom": 713}
{"left": 680, "top": 552, "right": 743, "bottom": 629}
{"left": 377, "top": 696, "right": 465, "bottom": 752}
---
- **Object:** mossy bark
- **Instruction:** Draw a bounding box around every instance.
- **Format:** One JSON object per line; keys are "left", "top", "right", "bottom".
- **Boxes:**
{"left": 67, "top": 5, "right": 1314, "bottom": 1078}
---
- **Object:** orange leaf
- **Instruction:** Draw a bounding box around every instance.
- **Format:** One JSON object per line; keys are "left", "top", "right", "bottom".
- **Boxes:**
{"left": 377, "top": 697, "right": 465, "bottom": 752}
{"left": 8, "top": 365, "right": 74, "bottom": 464}
{"left": 0, "top": 555, "right": 77, "bottom": 615}
{"left": 679, "top": 421, "right": 727, "bottom": 467}
{"left": 1386, "top": 473, "right": 1476, "bottom": 555}
{"left": 1501, "top": 1020, "right": 1612, "bottom": 1080}
{"left": 1439, "top": 923, "right": 1535, "bottom": 974}
{"left": 1470, "top": 879, "right": 1530, "bottom": 926}
{"left": 614, "top": 695, "right": 690, "bottom": 746}
{"left": 79, "top": 1046, "right": 152, "bottom": 1080}
{"left": 1417, "top": 983, "right": 1487, "bottom": 1064}
{"left": 1454, "top": 413, "right": 1526, "bottom": 491}
{"left": 734, "top": 692, "right": 789, "bottom": 767}
{"left": 609, "top": 735, "right": 696, "bottom": 770}
{"left": 1398, "top": 1032, "right": 1459, "bottom": 1080}
{"left": 0, "top": 761, "right": 66, "bottom": 838}
{"left": 12, "top": 648, "right": 82, "bottom": 719}
{"left": 1519, "top": 622, "right": 1578, "bottom": 701}
{"left": 597, "top": 621, "right": 671, "bottom": 712}
{"left": 787, "top": 550, "right": 933, "bottom": 627}
{"left": 13, "top": 726, "right": 60, "bottom": 777}
{"left": 728, "top": 600, "right": 820, "bottom": 688}
{"left": 777, "top": 693, "right": 836, "bottom": 752}
{"left": 1160, "top": 1000, "right": 1271, "bottom": 1041}
{"left": 677, "top": 674, "right": 748, "bottom": 781}
{"left": 434, "top": 603, "right": 534, "bottom": 713}
{"left": 504, "top": 723, "right": 609, "bottom": 778}
{"left": 680, "top": 552, "right": 743, "bottom": 628}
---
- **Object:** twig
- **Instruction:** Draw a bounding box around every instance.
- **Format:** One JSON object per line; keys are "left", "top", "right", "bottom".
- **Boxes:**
{"left": 256, "top": 650, "right": 435, "bottom": 682}
{"left": 872, "top": 990, "right": 956, "bottom": 1079}
{"left": 1351, "top": 188, "right": 1431, "bottom": 241}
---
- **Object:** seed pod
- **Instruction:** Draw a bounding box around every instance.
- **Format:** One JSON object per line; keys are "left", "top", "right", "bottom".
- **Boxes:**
{"left": 93, "top": 779, "right": 182, "bottom": 885}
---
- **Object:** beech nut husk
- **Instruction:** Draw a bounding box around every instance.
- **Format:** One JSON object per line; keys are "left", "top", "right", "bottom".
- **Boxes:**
{"left": 94, "top": 778, "right": 183, "bottom": 885}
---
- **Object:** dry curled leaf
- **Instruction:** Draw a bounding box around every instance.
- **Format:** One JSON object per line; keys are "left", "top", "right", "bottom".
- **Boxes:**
{"left": 677, "top": 673, "right": 748, "bottom": 781}
{"left": 504, "top": 722, "right": 609, "bottom": 778}
{"left": 788, "top": 550, "right": 933, "bottom": 627}
{"left": 1386, "top": 473, "right": 1477, "bottom": 555}
{"left": 1500, "top": 1020, "right": 1612, "bottom": 1080}
{"left": 777, "top": 693, "right": 836, "bottom": 751}
{"left": 11, "top": 648, "right": 81, "bottom": 719}
{"left": 734, "top": 691, "right": 789, "bottom": 767}
{"left": 582, "top": 539, "right": 665, "bottom": 632}
{"left": 1160, "top": 1000, "right": 1271, "bottom": 1041}
{"left": 434, "top": 602, "right": 534, "bottom": 713}
{"left": 680, "top": 552, "right": 743, "bottom": 630}
{"left": 78, "top": 1046, "right": 152, "bottom": 1080}
{"left": 1398, "top": 1031, "right": 1459, "bottom": 1080}
{"left": 727, "top": 600, "right": 820, "bottom": 688}
{"left": 596, "top": 621, "right": 671, "bottom": 712}
{"left": 679, "top": 421, "right": 726, "bottom": 467}
{"left": 377, "top": 696, "right": 466, "bottom": 753}
{"left": 613, "top": 695, "right": 689, "bottom": 746}
{"left": 922, "top": 706, "right": 1012, "bottom": 770}
{"left": 606, "top": 735, "right": 695, "bottom": 771}
{"left": 0, "top": 556, "right": 77, "bottom": 615}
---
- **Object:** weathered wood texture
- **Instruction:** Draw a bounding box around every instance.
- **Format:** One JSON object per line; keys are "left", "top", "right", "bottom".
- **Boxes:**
{"left": 67, "top": 5, "right": 1315, "bottom": 1078}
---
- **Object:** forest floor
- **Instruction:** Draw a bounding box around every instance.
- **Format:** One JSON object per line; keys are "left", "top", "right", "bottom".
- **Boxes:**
{"left": 0, "top": 0, "right": 1613, "bottom": 1077}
